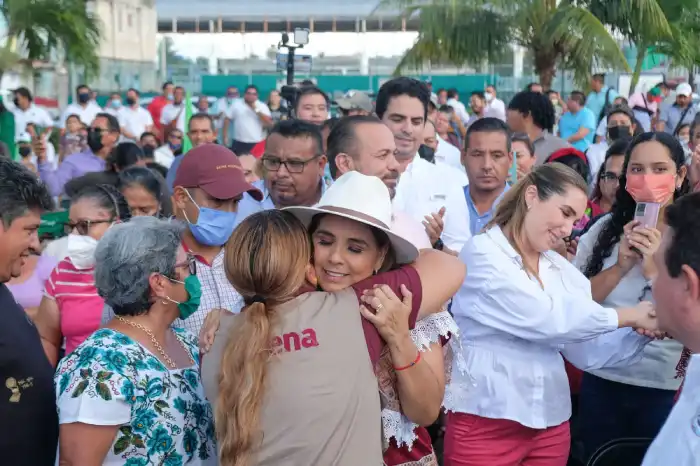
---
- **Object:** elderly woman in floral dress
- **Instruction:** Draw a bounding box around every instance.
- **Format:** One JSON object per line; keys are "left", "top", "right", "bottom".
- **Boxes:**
{"left": 55, "top": 217, "right": 216, "bottom": 465}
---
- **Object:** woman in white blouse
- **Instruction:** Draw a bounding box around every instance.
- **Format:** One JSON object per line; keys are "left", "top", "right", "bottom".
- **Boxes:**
{"left": 444, "top": 163, "right": 660, "bottom": 466}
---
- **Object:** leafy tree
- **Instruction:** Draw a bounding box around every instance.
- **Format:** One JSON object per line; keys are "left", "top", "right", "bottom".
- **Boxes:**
{"left": 390, "top": 0, "right": 668, "bottom": 90}
{"left": 0, "top": 0, "right": 102, "bottom": 81}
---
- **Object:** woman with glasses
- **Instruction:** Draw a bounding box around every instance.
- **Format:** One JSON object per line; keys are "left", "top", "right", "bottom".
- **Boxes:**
{"left": 589, "top": 138, "right": 630, "bottom": 218}
{"left": 118, "top": 166, "right": 173, "bottom": 218}
{"left": 574, "top": 132, "right": 690, "bottom": 461}
{"left": 55, "top": 217, "right": 216, "bottom": 465}
{"left": 35, "top": 184, "right": 131, "bottom": 366}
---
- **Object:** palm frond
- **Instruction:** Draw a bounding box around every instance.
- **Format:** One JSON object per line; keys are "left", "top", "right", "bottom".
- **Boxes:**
{"left": 584, "top": 0, "right": 672, "bottom": 41}
{"left": 2, "top": 0, "right": 102, "bottom": 77}
{"left": 545, "top": 6, "right": 630, "bottom": 86}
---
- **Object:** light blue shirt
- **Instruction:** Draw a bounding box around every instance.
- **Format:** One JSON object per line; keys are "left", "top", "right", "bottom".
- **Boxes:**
{"left": 559, "top": 108, "right": 597, "bottom": 152}
{"left": 234, "top": 178, "right": 330, "bottom": 227}
{"left": 464, "top": 183, "right": 510, "bottom": 236}
{"left": 586, "top": 86, "right": 619, "bottom": 121}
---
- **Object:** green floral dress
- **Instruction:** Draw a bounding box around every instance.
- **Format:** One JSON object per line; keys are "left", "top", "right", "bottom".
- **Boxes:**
{"left": 55, "top": 328, "right": 216, "bottom": 465}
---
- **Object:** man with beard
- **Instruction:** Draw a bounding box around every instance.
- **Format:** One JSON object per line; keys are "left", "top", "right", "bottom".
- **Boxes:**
{"left": 377, "top": 77, "right": 471, "bottom": 253}
{"left": 0, "top": 159, "right": 56, "bottom": 465}
{"left": 235, "top": 119, "right": 328, "bottom": 224}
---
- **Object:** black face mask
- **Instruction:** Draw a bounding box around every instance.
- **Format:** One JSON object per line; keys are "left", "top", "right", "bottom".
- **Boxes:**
{"left": 77, "top": 93, "right": 91, "bottom": 104}
{"left": 86, "top": 128, "right": 104, "bottom": 152}
{"left": 19, "top": 146, "right": 31, "bottom": 158}
{"left": 418, "top": 144, "right": 436, "bottom": 164}
{"left": 607, "top": 125, "right": 630, "bottom": 141}
{"left": 126, "top": 97, "right": 136, "bottom": 106}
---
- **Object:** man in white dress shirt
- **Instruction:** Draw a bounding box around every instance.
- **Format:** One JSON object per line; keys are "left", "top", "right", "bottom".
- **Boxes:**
{"left": 376, "top": 77, "right": 471, "bottom": 253}
{"left": 160, "top": 86, "right": 191, "bottom": 134}
{"left": 223, "top": 84, "right": 273, "bottom": 155}
{"left": 117, "top": 88, "right": 154, "bottom": 142}
{"left": 484, "top": 85, "right": 507, "bottom": 121}
{"left": 645, "top": 193, "right": 700, "bottom": 465}
{"left": 60, "top": 84, "right": 102, "bottom": 128}
{"left": 446, "top": 88, "right": 470, "bottom": 125}
{"left": 10, "top": 87, "right": 54, "bottom": 142}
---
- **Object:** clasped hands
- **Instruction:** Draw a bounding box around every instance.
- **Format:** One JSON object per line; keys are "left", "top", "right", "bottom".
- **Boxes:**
{"left": 630, "top": 301, "right": 666, "bottom": 340}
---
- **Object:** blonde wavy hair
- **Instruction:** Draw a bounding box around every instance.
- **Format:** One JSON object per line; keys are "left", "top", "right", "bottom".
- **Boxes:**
{"left": 217, "top": 210, "right": 312, "bottom": 466}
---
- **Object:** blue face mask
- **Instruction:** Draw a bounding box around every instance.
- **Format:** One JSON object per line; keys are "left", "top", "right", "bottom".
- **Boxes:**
{"left": 183, "top": 190, "right": 237, "bottom": 247}
{"left": 110, "top": 99, "right": 121, "bottom": 108}
{"left": 166, "top": 93, "right": 174, "bottom": 101}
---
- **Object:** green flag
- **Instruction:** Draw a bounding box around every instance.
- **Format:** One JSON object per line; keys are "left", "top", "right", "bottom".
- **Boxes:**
{"left": 182, "top": 90, "right": 193, "bottom": 154}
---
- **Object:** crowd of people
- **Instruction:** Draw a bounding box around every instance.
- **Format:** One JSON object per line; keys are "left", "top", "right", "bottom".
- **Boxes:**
{"left": 0, "top": 73, "right": 699, "bottom": 466}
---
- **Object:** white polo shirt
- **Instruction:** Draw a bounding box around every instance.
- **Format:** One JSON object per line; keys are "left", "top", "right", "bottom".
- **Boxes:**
{"left": 61, "top": 102, "right": 102, "bottom": 128}
{"left": 160, "top": 103, "right": 193, "bottom": 133}
{"left": 12, "top": 104, "right": 54, "bottom": 139}
{"left": 227, "top": 100, "right": 270, "bottom": 143}
{"left": 393, "top": 155, "right": 471, "bottom": 252}
{"left": 117, "top": 105, "right": 153, "bottom": 141}
{"left": 642, "top": 354, "right": 700, "bottom": 465}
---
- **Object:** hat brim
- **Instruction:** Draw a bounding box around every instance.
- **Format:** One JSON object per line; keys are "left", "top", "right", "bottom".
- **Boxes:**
{"left": 200, "top": 180, "right": 263, "bottom": 202}
{"left": 336, "top": 98, "right": 353, "bottom": 110}
{"left": 282, "top": 205, "right": 419, "bottom": 265}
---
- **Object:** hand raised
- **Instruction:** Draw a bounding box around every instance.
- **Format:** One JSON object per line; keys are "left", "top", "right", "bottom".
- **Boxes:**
{"left": 198, "top": 308, "right": 225, "bottom": 355}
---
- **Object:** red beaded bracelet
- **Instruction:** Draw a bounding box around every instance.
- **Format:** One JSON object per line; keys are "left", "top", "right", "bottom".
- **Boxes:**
{"left": 394, "top": 351, "right": 421, "bottom": 371}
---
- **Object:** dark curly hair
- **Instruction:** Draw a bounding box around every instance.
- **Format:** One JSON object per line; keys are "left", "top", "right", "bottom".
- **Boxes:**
{"left": 583, "top": 132, "right": 690, "bottom": 278}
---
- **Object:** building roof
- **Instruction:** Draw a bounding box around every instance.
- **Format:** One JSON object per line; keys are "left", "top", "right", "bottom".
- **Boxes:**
{"left": 157, "top": 0, "right": 399, "bottom": 21}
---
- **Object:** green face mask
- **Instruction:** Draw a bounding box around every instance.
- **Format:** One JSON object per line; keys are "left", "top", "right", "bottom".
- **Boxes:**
{"left": 165, "top": 274, "right": 202, "bottom": 320}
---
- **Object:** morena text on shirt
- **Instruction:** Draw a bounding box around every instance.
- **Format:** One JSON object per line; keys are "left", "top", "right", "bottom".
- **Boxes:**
{"left": 272, "top": 329, "right": 319, "bottom": 354}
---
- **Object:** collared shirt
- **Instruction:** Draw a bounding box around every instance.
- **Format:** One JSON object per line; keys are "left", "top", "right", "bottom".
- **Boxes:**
{"left": 60, "top": 102, "right": 103, "bottom": 128}
{"left": 117, "top": 105, "right": 154, "bottom": 141}
{"left": 227, "top": 100, "right": 271, "bottom": 143}
{"left": 464, "top": 184, "right": 509, "bottom": 236}
{"left": 586, "top": 86, "right": 619, "bottom": 121}
{"left": 660, "top": 104, "right": 699, "bottom": 135}
{"left": 37, "top": 149, "right": 106, "bottom": 196}
{"left": 559, "top": 108, "right": 597, "bottom": 152}
{"left": 434, "top": 135, "right": 466, "bottom": 176}
{"left": 484, "top": 98, "right": 506, "bottom": 121}
{"left": 642, "top": 354, "right": 700, "bottom": 466}
{"left": 446, "top": 226, "right": 650, "bottom": 428}
{"left": 102, "top": 241, "right": 244, "bottom": 336}
{"left": 574, "top": 215, "right": 683, "bottom": 390}
{"left": 532, "top": 131, "right": 570, "bottom": 165}
{"left": 160, "top": 103, "right": 195, "bottom": 133}
{"left": 234, "top": 178, "right": 328, "bottom": 227}
{"left": 11, "top": 103, "right": 53, "bottom": 140}
{"left": 394, "top": 156, "right": 471, "bottom": 252}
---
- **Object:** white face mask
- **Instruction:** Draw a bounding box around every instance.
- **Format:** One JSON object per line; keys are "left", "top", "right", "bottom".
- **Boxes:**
{"left": 485, "top": 92, "right": 494, "bottom": 103}
{"left": 67, "top": 234, "right": 99, "bottom": 270}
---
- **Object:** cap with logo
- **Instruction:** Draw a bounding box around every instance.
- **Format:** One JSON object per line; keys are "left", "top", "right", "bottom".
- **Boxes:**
{"left": 676, "top": 83, "right": 693, "bottom": 97}
{"left": 336, "top": 91, "right": 374, "bottom": 113}
{"left": 173, "top": 144, "right": 263, "bottom": 201}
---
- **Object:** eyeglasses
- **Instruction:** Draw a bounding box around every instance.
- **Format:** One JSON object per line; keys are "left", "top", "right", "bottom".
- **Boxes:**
{"left": 63, "top": 219, "right": 112, "bottom": 236}
{"left": 174, "top": 254, "right": 197, "bottom": 276}
{"left": 601, "top": 172, "right": 621, "bottom": 183}
{"left": 262, "top": 155, "right": 320, "bottom": 173}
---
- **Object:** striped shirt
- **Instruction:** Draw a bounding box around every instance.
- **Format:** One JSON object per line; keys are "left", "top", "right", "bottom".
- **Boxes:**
{"left": 102, "top": 245, "right": 244, "bottom": 336}
{"left": 44, "top": 258, "right": 104, "bottom": 355}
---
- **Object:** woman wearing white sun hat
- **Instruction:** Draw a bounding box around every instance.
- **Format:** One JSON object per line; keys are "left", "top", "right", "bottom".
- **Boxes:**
{"left": 201, "top": 172, "right": 466, "bottom": 465}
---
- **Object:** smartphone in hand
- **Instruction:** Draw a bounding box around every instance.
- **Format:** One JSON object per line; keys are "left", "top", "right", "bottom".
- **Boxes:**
{"left": 633, "top": 202, "right": 661, "bottom": 228}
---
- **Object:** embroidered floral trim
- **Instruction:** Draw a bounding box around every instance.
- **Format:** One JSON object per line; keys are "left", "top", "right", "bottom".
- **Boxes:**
{"left": 380, "top": 309, "right": 468, "bottom": 449}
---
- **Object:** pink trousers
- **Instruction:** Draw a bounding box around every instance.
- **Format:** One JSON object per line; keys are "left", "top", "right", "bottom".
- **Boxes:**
{"left": 444, "top": 412, "right": 571, "bottom": 466}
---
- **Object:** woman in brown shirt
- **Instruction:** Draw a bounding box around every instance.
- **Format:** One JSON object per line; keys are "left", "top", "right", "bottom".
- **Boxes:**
{"left": 202, "top": 174, "right": 464, "bottom": 466}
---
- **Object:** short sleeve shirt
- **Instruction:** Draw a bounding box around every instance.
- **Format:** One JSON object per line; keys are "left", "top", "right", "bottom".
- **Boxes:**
{"left": 559, "top": 108, "right": 597, "bottom": 152}
{"left": 55, "top": 327, "right": 216, "bottom": 465}
{"left": 227, "top": 100, "right": 270, "bottom": 143}
{"left": 44, "top": 258, "right": 104, "bottom": 354}
{"left": 0, "top": 284, "right": 58, "bottom": 465}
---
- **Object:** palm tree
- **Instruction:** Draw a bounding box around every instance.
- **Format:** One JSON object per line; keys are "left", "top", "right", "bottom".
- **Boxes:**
{"left": 390, "top": 0, "right": 669, "bottom": 90}
{"left": 591, "top": 0, "right": 700, "bottom": 92}
{"left": 0, "top": 0, "right": 102, "bottom": 81}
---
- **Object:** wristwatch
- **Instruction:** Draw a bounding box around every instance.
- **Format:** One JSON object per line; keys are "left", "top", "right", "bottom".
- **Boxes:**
{"left": 433, "top": 238, "right": 444, "bottom": 251}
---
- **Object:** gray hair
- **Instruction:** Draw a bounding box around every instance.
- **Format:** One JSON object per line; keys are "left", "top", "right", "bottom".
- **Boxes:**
{"left": 94, "top": 217, "right": 184, "bottom": 316}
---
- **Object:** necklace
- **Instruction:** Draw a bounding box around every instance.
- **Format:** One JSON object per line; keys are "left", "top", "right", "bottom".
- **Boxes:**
{"left": 116, "top": 316, "right": 195, "bottom": 369}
